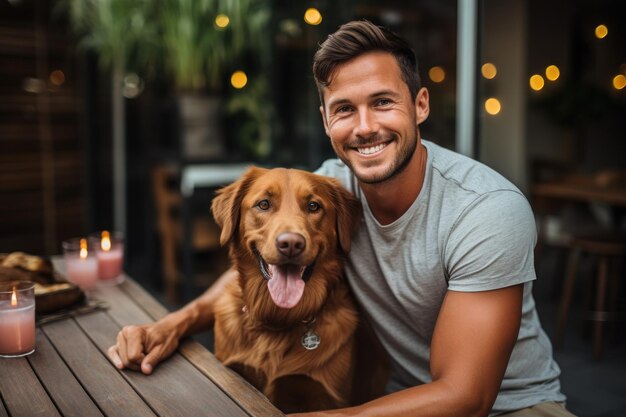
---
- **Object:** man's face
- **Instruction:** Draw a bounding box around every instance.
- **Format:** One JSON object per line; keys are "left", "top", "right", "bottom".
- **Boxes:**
{"left": 320, "top": 51, "right": 429, "bottom": 184}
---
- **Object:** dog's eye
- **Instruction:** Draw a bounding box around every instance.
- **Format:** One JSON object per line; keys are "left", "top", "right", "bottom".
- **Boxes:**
{"left": 307, "top": 201, "right": 321, "bottom": 212}
{"left": 256, "top": 199, "right": 271, "bottom": 211}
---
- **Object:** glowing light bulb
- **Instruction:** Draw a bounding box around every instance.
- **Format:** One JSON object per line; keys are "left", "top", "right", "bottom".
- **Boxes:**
{"left": 595, "top": 24, "right": 608, "bottom": 39}
{"left": 215, "top": 14, "right": 229, "bottom": 29}
{"left": 428, "top": 66, "right": 445, "bottom": 83}
{"left": 613, "top": 74, "right": 626, "bottom": 90}
{"left": 545, "top": 65, "right": 560, "bottom": 81}
{"left": 304, "top": 8, "right": 322, "bottom": 25}
{"left": 485, "top": 98, "right": 501, "bottom": 115}
{"left": 231, "top": 71, "right": 248, "bottom": 89}
{"left": 529, "top": 74, "right": 545, "bottom": 91}
{"left": 481, "top": 63, "right": 497, "bottom": 79}
{"left": 50, "top": 70, "right": 65, "bottom": 86}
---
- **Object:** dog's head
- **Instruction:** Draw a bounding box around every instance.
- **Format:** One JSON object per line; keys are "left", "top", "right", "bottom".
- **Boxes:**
{"left": 212, "top": 167, "right": 361, "bottom": 316}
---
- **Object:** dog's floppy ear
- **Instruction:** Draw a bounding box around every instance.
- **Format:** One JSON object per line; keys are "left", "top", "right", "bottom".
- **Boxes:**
{"left": 326, "top": 178, "right": 362, "bottom": 253}
{"left": 211, "top": 166, "right": 265, "bottom": 246}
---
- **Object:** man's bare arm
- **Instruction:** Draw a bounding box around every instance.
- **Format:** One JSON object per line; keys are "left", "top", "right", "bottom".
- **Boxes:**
{"left": 107, "top": 268, "right": 237, "bottom": 374}
{"left": 290, "top": 284, "right": 523, "bottom": 417}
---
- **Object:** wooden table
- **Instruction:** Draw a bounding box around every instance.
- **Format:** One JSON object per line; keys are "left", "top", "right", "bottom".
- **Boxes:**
{"left": 532, "top": 175, "right": 626, "bottom": 208}
{"left": 0, "top": 261, "right": 283, "bottom": 417}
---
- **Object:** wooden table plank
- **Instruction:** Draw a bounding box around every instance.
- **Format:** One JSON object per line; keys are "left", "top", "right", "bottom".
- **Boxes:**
{"left": 0, "top": 398, "right": 9, "bottom": 417}
{"left": 27, "top": 329, "right": 104, "bottom": 417}
{"left": 75, "top": 311, "right": 248, "bottom": 417}
{"left": 42, "top": 319, "right": 157, "bottom": 417}
{"left": 532, "top": 182, "right": 626, "bottom": 207}
{"left": 0, "top": 355, "right": 61, "bottom": 417}
{"left": 49, "top": 258, "right": 282, "bottom": 416}
{"left": 180, "top": 342, "right": 285, "bottom": 417}
{"left": 119, "top": 278, "right": 169, "bottom": 319}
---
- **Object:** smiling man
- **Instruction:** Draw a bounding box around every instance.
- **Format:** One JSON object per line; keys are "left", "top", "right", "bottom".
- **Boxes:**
{"left": 301, "top": 20, "right": 576, "bottom": 417}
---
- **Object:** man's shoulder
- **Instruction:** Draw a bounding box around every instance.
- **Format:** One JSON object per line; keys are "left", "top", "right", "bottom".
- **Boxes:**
{"left": 424, "top": 140, "right": 522, "bottom": 197}
{"left": 314, "top": 159, "right": 356, "bottom": 192}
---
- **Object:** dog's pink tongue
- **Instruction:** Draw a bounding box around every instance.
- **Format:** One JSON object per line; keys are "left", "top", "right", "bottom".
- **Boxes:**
{"left": 267, "top": 264, "right": 305, "bottom": 309}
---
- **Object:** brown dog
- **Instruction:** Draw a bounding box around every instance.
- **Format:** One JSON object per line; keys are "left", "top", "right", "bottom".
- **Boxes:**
{"left": 211, "top": 167, "right": 387, "bottom": 413}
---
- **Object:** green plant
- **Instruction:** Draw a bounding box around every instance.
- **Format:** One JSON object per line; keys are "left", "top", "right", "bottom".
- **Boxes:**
{"left": 64, "top": 0, "right": 270, "bottom": 92}
{"left": 63, "top": 0, "right": 159, "bottom": 74}
{"left": 158, "top": 0, "right": 270, "bottom": 92}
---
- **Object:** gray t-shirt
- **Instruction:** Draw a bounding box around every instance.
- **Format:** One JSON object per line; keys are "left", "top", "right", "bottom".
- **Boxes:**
{"left": 316, "top": 140, "right": 565, "bottom": 415}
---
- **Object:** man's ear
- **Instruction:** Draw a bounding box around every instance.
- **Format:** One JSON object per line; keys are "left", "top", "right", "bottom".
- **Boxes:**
{"left": 319, "top": 105, "right": 330, "bottom": 137}
{"left": 415, "top": 87, "right": 430, "bottom": 125}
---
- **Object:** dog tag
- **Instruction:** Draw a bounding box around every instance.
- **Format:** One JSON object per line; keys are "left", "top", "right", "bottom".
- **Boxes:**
{"left": 301, "top": 329, "right": 321, "bottom": 350}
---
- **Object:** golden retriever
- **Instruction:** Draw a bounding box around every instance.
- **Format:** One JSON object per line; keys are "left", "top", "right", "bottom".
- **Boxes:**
{"left": 211, "top": 167, "right": 387, "bottom": 413}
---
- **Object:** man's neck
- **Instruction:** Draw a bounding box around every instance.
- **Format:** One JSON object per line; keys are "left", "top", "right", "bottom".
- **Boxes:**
{"left": 359, "top": 143, "right": 427, "bottom": 226}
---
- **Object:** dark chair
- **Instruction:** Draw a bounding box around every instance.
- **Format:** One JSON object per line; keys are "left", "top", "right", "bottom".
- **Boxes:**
{"left": 151, "top": 165, "right": 222, "bottom": 304}
{"left": 554, "top": 169, "right": 626, "bottom": 360}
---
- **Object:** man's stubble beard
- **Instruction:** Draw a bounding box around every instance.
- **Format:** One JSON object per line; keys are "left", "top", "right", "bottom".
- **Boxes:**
{"left": 338, "top": 127, "right": 419, "bottom": 185}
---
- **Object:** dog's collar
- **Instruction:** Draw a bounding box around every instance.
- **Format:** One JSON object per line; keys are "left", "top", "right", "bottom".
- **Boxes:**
{"left": 241, "top": 305, "right": 321, "bottom": 350}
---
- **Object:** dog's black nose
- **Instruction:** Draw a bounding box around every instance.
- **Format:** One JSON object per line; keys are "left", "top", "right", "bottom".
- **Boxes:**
{"left": 276, "top": 232, "right": 306, "bottom": 258}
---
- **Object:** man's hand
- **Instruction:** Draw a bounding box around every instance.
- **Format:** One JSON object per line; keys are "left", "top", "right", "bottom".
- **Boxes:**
{"left": 106, "top": 268, "right": 238, "bottom": 375}
{"left": 107, "top": 320, "right": 182, "bottom": 375}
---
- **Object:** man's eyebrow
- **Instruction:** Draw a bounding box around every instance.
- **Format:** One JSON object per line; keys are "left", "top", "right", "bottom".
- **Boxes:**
{"left": 370, "top": 90, "right": 401, "bottom": 98}
{"left": 328, "top": 90, "right": 401, "bottom": 109}
{"left": 327, "top": 98, "right": 352, "bottom": 109}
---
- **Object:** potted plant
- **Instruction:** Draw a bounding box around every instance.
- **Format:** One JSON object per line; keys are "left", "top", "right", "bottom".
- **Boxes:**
{"left": 62, "top": 0, "right": 271, "bottom": 231}
{"left": 156, "top": 0, "right": 270, "bottom": 160}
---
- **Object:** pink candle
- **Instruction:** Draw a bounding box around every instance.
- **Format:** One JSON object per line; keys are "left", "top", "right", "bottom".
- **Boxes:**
{"left": 0, "top": 282, "right": 36, "bottom": 358}
{"left": 91, "top": 230, "right": 124, "bottom": 285}
{"left": 66, "top": 256, "right": 98, "bottom": 290}
{"left": 63, "top": 237, "right": 99, "bottom": 290}
{"left": 97, "top": 247, "right": 123, "bottom": 281}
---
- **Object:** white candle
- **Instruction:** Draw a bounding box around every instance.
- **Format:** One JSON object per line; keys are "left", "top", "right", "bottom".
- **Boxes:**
{"left": 0, "top": 285, "right": 36, "bottom": 357}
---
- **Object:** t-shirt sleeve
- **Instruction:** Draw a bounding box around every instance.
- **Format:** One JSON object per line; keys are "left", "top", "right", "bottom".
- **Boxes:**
{"left": 444, "top": 190, "right": 537, "bottom": 292}
{"left": 314, "top": 158, "right": 355, "bottom": 192}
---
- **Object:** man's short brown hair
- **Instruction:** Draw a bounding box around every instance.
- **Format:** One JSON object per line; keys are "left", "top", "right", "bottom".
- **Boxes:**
{"left": 313, "top": 20, "right": 421, "bottom": 105}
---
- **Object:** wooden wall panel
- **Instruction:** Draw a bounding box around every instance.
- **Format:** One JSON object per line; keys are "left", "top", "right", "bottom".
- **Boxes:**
{"left": 0, "top": 0, "right": 85, "bottom": 256}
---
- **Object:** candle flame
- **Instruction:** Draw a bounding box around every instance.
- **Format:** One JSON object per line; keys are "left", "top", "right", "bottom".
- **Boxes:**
{"left": 101, "top": 230, "right": 111, "bottom": 251}
{"left": 11, "top": 286, "right": 17, "bottom": 306}
{"left": 80, "top": 238, "right": 88, "bottom": 259}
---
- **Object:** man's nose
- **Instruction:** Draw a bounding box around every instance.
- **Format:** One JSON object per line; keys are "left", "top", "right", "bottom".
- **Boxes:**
{"left": 353, "top": 109, "right": 378, "bottom": 138}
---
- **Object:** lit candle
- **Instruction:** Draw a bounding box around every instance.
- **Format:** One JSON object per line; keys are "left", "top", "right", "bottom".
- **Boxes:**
{"left": 94, "top": 230, "right": 124, "bottom": 284}
{"left": 63, "top": 238, "right": 98, "bottom": 290}
{"left": 0, "top": 282, "right": 36, "bottom": 358}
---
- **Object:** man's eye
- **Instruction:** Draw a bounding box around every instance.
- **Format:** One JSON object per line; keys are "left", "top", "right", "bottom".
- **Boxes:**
{"left": 336, "top": 105, "right": 352, "bottom": 113}
{"left": 256, "top": 200, "right": 271, "bottom": 210}
{"left": 307, "top": 201, "right": 321, "bottom": 212}
{"left": 377, "top": 98, "right": 392, "bottom": 106}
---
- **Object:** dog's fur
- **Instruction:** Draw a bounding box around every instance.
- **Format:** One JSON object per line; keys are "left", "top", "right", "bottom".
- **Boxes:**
{"left": 211, "top": 167, "right": 387, "bottom": 413}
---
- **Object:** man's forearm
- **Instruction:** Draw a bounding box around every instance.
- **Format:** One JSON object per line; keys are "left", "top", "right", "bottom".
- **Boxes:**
{"left": 291, "top": 379, "right": 489, "bottom": 417}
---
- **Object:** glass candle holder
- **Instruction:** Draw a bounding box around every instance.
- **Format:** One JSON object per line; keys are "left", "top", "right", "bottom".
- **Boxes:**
{"left": 62, "top": 237, "right": 99, "bottom": 291}
{"left": 0, "top": 281, "right": 36, "bottom": 358}
{"left": 89, "top": 230, "right": 125, "bottom": 285}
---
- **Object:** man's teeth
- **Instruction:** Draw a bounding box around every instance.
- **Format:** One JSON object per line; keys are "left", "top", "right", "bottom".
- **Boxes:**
{"left": 358, "top": 143, "right": 386, "bottom": 155}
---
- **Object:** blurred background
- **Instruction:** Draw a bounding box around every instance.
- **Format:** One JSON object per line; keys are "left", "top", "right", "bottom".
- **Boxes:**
{"left": 0, "top": 0, "right": 624, "bottom": 415}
